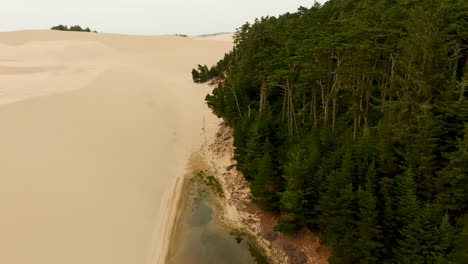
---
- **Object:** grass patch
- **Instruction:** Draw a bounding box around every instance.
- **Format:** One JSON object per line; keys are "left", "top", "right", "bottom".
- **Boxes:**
{"left": 205, "top": 175, "right": 224, "bottom": 198}
{"left": 191, "top": 171, "right": 224, "bottom": 199}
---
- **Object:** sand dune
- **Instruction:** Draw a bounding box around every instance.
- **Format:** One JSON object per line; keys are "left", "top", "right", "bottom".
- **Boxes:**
{"left": 0, "top": 30, "right": 231, "bottom": 264}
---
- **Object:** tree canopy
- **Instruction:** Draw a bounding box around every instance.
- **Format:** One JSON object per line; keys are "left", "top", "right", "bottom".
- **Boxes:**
{"left": 193, "top": 0, "right": 468, "bottom": 262}
{"left": 51, "top": 25, "right": 97, "bottom": 33}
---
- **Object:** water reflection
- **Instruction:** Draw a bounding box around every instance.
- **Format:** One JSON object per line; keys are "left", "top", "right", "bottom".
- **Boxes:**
{"left": 167, "top": 195, "right": 257, "bottom": 264}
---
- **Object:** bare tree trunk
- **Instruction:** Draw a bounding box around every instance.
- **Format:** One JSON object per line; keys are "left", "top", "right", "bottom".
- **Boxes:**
{"left": 381, "top": 78, "right": 387, "bottom": 112}
{"left": 318, "top": 80, "right": 328, "bottom": 128}
{"left": 291, "top": 85, "right": 298, "bottom": 136}
{"left": 312, "top": 86, "right": 318, "bottom": 128}
{"left": 287, "top": 79, "right": 295, "bottom": 137}
{"left": 389, "top": 54, "right": 395, "bottom": 102}
{"left": 353, "top": 99, "right": 358, "bottom": 141}
{"left": 358, "top": 95, "right": 363, "bottom": 129}
{"left": 285, "top": 63, "right": 298, "bottom": 137}
{"left": 302, "top": 94, "right": 306, "bottom": 127}
{"left": 230, "top": 83, "right": 242, "bottom": 117}
{"left": 282, "top": 88, "right": 287, "bottom": 123}
{"left": 259, "top": 80, "right": 267, "bottom": 112}
{"left": 366, "top": 86, "right": 370, "bottom": 116}
{"left": 332, "top": 97, "right": 337, "bottom": 133}
{"left": 330, "top": 53, "right": 342, "bottom": 134}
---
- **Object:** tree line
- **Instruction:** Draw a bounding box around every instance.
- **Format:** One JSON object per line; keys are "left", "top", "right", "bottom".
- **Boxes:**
{"left": 51, "top": 25, "right": 97, "bottom": 33}
{"left": 193, "top": 0, "right": 467, "bottom": 263}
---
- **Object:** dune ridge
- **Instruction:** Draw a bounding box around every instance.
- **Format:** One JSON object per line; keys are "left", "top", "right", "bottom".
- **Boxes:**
{"left": 0, "top": 30, "right": 231, "bottom": 264}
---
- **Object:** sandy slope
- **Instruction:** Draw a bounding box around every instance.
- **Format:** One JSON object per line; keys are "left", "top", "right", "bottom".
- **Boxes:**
{"left": 0, "top": 30, "right": 231, "bottom": 264}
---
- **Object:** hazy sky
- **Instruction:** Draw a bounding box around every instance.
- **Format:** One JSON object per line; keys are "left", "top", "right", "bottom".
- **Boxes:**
{"left": 0, "top": 0, "right": 326, "bottom": 35}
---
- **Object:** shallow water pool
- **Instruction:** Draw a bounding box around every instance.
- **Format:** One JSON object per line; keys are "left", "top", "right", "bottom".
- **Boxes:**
{"left": 166, "top": 179, "right": 266, "bottom": 264}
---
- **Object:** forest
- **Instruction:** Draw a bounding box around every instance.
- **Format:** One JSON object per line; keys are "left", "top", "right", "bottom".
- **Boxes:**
{"left": 50, "top": 25, "right": 97, "bottom": 33}
{"left": 192, "top": 0, "right": 467, "bottom": 263}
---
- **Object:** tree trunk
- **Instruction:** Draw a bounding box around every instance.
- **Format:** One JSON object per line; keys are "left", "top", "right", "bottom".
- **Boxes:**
{"left": 332, "top": 97, "right": 337, "bottom": 133}
{"left": 259, "top": 80, "right": 267, "bottom": 112}
{"left": 230, "top": 83, "right": 242, "bottom": 117}
{"left": 366, "top": 86, "right": 370, "bottom": 116}
{"left": 389, "top": 54, "right": 395, "bottom": 102}
{"left": 287, "top": 79, "right": 295, "bottom": 137}
{"left": 302, "top": 94, "right": 306, "bottom": 127}
{"left": 318, "top": 80, "right": 328, "bottom": 128}
{"left": 358, "top": 95, "right": 363, "bottom": 129}
{"left": 291, "top": 85, "right": 298, "bottom": 136}
{"left": 353, "top": 99, "right": 359, "bottom": 141}
{"left": 282, "top": 88, "right": 287, "bottom": 123}
{"left": 312, "top": 86, "right": 318, "bottom": 128}
{"left": 381, "top": 79, "right": 387, "bottom": 112}
{"left": 330, "top": 53, "right": 342, "bottom": 133}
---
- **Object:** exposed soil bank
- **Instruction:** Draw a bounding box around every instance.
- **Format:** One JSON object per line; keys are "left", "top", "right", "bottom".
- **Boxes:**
{"left": 167, "top": 123, "right": 331, "bottom": 264}
{"left": 166, "top": 169, "right": 267, "bottom": 264}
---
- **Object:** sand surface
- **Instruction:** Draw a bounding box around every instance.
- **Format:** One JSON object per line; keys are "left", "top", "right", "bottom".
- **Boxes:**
{"left": 0, "top": 30, "right": 231, "bottom": 264}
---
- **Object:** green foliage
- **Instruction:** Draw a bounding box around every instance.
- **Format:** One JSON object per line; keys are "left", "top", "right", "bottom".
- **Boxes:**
{"left": 192, "top": 51, "right": 235, "bottom": 83}
{"left": 436, "top": 125, "right": 468, "bottom": 218}
{"left": 275, "top": 213, "right": 300, "bottom": 233}
{"left": 192, "top": 64, "right": 210, "bottom": 83}
{"left": 250, "top": 139, "right": 281, "bottom": 210}
{"left": 192, "top": 171, "right": 224, "bottom": 199}
{"left": 192, "top": 0, "right": 468, "bottom": 262}
{"left": 51, "top": 24, "right": 68, "bottom": 31}
{"left": 353, "top": 185, "right": 384, "bottom": 263}
{"left": 51, "top": 25, "right": 96, "bottom": 33}
{"left": 205, "top": 175, "right": 224, "bottom": 198}
{"left": 395, "top": 206, "right": 455, "bottom": 264}
{"left": 453, "top": 214, "right": 468, "bottom": 263}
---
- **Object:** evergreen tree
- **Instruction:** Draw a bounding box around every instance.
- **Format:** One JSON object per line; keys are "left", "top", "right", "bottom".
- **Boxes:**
{"left": 453, "top": 214, "right": 468, "bottom": 263}
{"left": 316, "top": 153, "right": 355, "bottom": 247}
{"left": 432, "top": 214, "right": 454, "bottom": 264}
{"left": 436, "top": 125, "right": 468, "bottom": 217}
{"left": 192, "top": 0, "right": 468, "bottom": 261}
{"left": 250, "top": 139, "right": 282, "bottom": 210}
{"left": 352, "top": 181, "right": 384, "bottom": 263}
{"left": 51, "top": 24, "right": 96, "bottom": 32}
{"left": 278, "top": 132, "right": 320, "bottom": 230}
{"left": 395, "top": 206, "right": 455, "bottom": 264}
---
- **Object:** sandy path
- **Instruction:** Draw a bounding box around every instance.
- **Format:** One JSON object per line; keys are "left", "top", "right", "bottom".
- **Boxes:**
{"left": 0, "top": 31, "right": 231, "bottom": 264}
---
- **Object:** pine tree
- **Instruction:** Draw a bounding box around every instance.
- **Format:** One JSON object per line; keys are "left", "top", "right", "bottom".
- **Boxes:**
{"left": 240, "top": 119, "right": 262, "bottom": 180}
{"left": 394, "top": 205, "right": 430, "bottom": 264}
{"left": 395, "top": 171, "right": 421, "bottom": 229}
{"left": 250, "top": 139, "right": 281, "bottom": 210}
{"left": 279, "top": 132, "right": 321, "bottom": 225}
{"left": 317, "top": 159, "right": 355, "bottom": 247}
{"left": 400, "top": 103, "right": 443, "bottom": 201}
{"left": 453, "top": 214, "right": 468, "bottom": 263}
{"left": 395, "top": 206, "right": 455, "bottom": 264}
{"left": 436, "top": 125, "right": 468, "bottom": 217}
{"left": 431, "top": 214, "right": 454, "bottom": 264}
{"left": 352, "top": 181, "right": 384, "bottom": 263}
